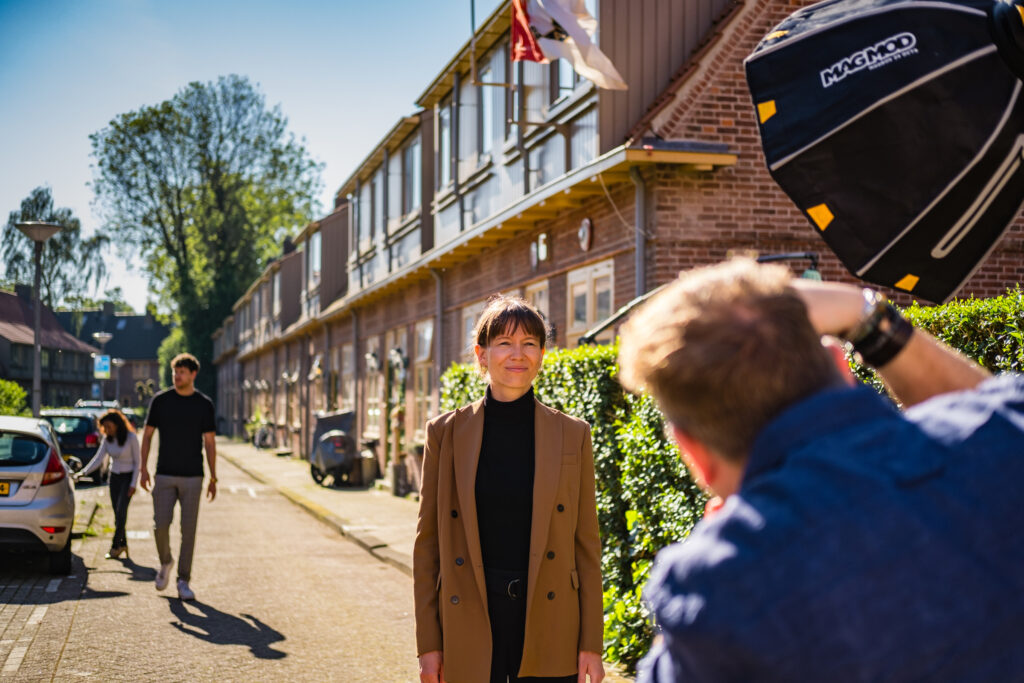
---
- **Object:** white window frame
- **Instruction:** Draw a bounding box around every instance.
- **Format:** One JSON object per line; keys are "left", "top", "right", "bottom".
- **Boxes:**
{"left": 460, "top": 300, "right": 487, "bottom": 362}
{"left": 566, "top": 259, "right": 614, "bottom": 347}
{"left": 413, "top": 318, "right": 435, "bottom": 439}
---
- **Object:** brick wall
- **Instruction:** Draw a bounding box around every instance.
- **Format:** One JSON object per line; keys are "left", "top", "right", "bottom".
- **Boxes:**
{"left": 644, "top": 0, "right": 1024, "bottom": 303}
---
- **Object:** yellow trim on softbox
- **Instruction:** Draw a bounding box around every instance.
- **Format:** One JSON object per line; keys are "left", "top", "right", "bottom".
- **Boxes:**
{"left": 758, "top": 100, "right": 777, "bottom": 124}
{"left": 807, "top": 203, "right": 834, "bottom": 231}
{"left": 895, "top": 274, "right": 920, "bottom": 292}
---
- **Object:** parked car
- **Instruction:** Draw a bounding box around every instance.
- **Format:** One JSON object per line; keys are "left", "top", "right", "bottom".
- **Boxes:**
{"left": 40, "top": 409, "right": 107, "bottom": 482}
{"left": 0, "top": 415, "right": 76, "bottom": 574}
{"left": 74, "top": 399, "right": 120, "bottom": 410}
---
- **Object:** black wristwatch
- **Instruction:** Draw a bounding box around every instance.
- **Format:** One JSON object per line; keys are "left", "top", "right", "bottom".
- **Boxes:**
{"left": 843, "top": 289, "right": 914, "bottom": 368}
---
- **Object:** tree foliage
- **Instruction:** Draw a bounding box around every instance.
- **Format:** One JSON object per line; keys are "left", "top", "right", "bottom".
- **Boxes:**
{"left": 90, "top": 74, "right": 323, "bottom": 395}
{"left": 0, "top": 379, "right": 30, "bottom": 417}
{"left": 1, "top": 187, "right": 109, "bottom": 308}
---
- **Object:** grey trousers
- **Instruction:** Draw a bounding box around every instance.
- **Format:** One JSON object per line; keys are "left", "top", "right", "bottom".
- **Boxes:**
{"left": 152, "top": 475, "right": 204, "bottom": 581}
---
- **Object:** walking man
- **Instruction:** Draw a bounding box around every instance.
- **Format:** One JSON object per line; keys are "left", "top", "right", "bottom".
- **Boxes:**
{"left": 618, "top": 259, "right": 1024, "bottom": 681}
{"left": 140, "top": 353, "right": 217, "bottom": 601}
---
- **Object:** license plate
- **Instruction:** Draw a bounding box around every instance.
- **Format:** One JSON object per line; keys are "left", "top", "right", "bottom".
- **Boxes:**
{"left": 0, "top": 482, "right": 8, "bottom": 496}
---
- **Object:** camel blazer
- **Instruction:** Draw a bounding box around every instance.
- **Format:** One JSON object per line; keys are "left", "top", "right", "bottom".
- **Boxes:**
{"left": 413, "top": 394, "right": 603, "bottom": 683}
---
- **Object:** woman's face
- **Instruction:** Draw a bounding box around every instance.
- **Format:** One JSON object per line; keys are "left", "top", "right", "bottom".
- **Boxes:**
{"left": 100, "top": 420, "right": 117, "bottom": 438}
{"left": 475, "top": 324, "right": 544, "bottom": 402}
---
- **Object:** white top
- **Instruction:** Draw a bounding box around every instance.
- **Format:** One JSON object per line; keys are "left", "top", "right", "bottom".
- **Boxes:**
{"left": 80, "top": 431, "right": 141, "bottom": 488}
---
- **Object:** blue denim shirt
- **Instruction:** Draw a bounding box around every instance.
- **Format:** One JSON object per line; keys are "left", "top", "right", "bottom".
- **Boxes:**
{"left": 638, "top": 375, "right": 1024, "bottom": 682}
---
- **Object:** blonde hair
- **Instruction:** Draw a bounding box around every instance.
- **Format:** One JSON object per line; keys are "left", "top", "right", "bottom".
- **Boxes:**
{"left": 618, "top": 259, "right": 841, "bottom": 461}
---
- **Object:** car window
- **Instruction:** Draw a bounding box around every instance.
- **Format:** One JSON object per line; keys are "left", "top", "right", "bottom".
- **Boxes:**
{"left": 46, "top": 416, "right": 95, "bottom": 434}
{"left": 0, "top": 433, "right": 50, "bottom": 465}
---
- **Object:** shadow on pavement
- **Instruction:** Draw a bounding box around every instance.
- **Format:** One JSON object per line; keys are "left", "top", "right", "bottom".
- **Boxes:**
{"left": 0, "top": 553, "right": 127, "bottom": 603}
{"left": 117, "top": 557, "right": 158, "bottom": 582}
{"left": 166, "top": 598, "right": 287, "bottom": 659}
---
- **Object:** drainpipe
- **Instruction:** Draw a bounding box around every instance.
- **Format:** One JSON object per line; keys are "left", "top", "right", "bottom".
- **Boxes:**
{"left": 453, "top": 72, "right": 466, "bottom": 233}
{"left": 430, "top": 269, "right": 443, "bottom": 375}
{"left": 630, "top": 167, "right": 647, "bottom": 298}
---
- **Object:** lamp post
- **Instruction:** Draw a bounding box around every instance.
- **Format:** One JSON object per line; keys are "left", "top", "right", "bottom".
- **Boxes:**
{"left": 92, "top": 331, "right": 113, "bottom": 401}
{"left": 14, "top": 221, "right": 62, "bottom": 417}
{"left": 111, "top": 358, "right": 125, "bottom": 405}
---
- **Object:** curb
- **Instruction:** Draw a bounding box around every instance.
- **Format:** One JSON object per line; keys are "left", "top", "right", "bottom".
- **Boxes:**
{"left": 220, "top": 449, "right": 414, "bottom": 577}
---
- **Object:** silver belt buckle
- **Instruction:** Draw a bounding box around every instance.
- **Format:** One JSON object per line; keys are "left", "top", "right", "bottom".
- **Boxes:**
{"left": 506, "top": 578, "right": 522, "bottom": 599}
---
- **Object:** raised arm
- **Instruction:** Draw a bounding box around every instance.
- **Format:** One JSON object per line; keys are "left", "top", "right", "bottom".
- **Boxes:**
{"left": 78, "top": 439, "right": 108, "bottom": 479}
{"left": 792, "top": 280, "right": 991, "bottom": 406}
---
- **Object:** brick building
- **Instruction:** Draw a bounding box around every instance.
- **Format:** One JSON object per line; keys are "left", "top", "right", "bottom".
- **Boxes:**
{"left": 213, "top": 0, "right": 1024, "bottom": 485}
{"left": 0, "top": 285, "right": 98, "bottom": 407}
{"left": 57, "top": 302, "right": 171, "bottom": 408}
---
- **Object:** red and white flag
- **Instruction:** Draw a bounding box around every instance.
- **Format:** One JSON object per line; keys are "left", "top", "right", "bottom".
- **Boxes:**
{"left": 511, "top": 0, "right": 628, "bottom": 91}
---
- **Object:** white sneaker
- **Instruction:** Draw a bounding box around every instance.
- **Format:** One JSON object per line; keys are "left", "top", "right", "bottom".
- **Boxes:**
{"left": 155, "top": 560, "right": 174, "bottom": 591}
{"left": 177, "top": 579, "right": 195, "bottom": 601}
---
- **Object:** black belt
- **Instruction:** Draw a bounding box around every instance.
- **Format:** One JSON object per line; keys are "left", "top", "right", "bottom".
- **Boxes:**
{"left": 484, "top": 568, "right": 528, "bottom": 600}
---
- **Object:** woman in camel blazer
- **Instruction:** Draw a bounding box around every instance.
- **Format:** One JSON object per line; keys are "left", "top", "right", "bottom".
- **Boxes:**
{"left": 414, "top": 296, "right": 603, "bottom": 683}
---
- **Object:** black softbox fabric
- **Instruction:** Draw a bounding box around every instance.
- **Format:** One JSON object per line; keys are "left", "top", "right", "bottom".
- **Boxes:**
{"left": 746, "top": 0, "right": 1024, "bottom": 302}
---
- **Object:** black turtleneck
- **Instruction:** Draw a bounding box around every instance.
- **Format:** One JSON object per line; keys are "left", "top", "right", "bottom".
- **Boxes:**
{"left": 475, "top": 386, "right": 536, "bottom": 572}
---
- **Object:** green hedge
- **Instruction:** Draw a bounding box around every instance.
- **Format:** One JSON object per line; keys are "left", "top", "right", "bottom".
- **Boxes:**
{"left": 0, "top": 379, "right": 30, "bottom": 417}
{"left": 438, "top": 286, "right": 1024, "bottom": 672}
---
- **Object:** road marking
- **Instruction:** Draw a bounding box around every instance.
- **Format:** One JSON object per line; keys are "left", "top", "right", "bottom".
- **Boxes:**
{"left": 27, "top": 606, "right": 47, "bottom": 625}
{"left": 248, "top": 487, "right": 257, "bottom": 498}
{"left": 46, "top": 579, "right": 61, "bottom": 593}
{"left": 126, "top": 530, "right": 150, "bottom": 539}
{"left": 2, "top": 645, "right": 27, "bottom": 673}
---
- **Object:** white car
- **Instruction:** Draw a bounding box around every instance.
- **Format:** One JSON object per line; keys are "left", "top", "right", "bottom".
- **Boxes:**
{"left": 0, "top": 416, "right": 75, "bottom": 574}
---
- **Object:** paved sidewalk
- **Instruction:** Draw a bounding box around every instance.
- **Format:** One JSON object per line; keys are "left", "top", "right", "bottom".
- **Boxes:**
{"left": 217, "top": 436, "right": 419, "bottom": 576}
{"left": 218, "top": 436, "right": 636, "bottom": 682}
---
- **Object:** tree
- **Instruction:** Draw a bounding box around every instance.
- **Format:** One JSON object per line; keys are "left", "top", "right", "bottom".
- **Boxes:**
{"left": 60, "top": 286, "right": 135, "bottom": 314}
{"left": 90, "top": 75, "right": 323, "bottom": 396}
{"left": 1, "top": 187, "right": 110, "bottom": 308}
{"left": 0, "top": 379, "right": 29, "bottom": 417}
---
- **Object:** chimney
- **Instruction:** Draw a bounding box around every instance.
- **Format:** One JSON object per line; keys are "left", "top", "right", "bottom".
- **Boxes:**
{"left": 14, "top": 284, "right": 32, "bottom": 301}
{"left": 102, "top": 301, "right": 115, "bottom": 317}
{"left": 283, "top": 237, "right": 295, "bottom": 255}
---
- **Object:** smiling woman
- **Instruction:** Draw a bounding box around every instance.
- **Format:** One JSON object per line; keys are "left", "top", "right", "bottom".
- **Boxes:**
{"left": 413, "top": 295, "right": 605, "bottom": 683}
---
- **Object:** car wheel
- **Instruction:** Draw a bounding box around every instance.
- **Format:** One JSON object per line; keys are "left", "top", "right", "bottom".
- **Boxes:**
{"left": 49, "top": 536, "right": 72, "bottom": 575}
{"left": 310, "top": 463, "right": 327, "bottom": 485}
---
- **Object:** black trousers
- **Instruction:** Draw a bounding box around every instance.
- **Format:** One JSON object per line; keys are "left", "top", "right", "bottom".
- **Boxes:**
{"left": 108, "top": 472, "right": 133, "bottom": 549}
{"left": 486, "top": 569, "right": 576, "bottom": 683}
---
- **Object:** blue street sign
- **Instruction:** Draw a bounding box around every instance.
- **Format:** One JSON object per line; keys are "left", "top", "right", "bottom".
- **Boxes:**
{"left": 94, "top": 355, "right": 110, "bottom": 379}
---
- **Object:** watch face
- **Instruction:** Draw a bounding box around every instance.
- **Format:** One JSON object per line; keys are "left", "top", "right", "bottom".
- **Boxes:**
{"left": 578, "top": 218, "right": 592, "bottom": 251}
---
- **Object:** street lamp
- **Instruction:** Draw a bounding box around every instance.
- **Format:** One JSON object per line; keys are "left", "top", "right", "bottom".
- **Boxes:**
{"left": 14, "top": 221, "right": 62, "bottom": 417}
{"left": 111, "top": 358, "right": 125, "bottom": 405}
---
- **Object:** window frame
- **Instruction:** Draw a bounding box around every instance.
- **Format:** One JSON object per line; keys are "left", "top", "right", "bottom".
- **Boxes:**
{"left": 565, "top": 259, "right": 615, "bottom": 347}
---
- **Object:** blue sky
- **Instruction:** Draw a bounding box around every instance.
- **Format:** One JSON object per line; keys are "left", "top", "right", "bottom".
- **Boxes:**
{"left": 0, "top": 0, "right": 502, "bottom": 312}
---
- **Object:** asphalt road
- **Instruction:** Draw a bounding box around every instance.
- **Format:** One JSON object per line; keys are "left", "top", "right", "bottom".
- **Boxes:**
{"left": 0, "top": 455, "right": 419, "bottom": 682}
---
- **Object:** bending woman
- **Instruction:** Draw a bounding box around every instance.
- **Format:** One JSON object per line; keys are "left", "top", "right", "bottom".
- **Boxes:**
{"left": 77, "top": 410, "right": 140, "bottom": 559}
{"left": 414, "top": 295, "right": 604, "bottom": 683}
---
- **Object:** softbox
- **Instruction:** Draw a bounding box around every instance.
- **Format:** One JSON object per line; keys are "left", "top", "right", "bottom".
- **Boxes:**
{"left": 745, "top": 0, "right": 1024, "bottom": 302}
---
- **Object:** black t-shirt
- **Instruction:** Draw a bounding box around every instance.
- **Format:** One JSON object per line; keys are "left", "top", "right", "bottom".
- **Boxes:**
{"left": 145, "top": 388, "right": 216, "bottom": 477}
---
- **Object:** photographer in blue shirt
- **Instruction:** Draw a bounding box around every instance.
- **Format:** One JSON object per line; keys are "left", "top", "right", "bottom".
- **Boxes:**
{"left": 618, "top": 258, "right": 1023, "bottom": 682}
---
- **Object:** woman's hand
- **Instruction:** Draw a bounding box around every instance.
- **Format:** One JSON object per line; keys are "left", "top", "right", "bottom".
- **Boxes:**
{"left": 128, "top": 486, "right": 136, "bottom": 497}
{"left": 578, "top": 650, "right": 604, "bottom": 683}
{"left": 418, "top": 650, "right": 445, "bottom": 683}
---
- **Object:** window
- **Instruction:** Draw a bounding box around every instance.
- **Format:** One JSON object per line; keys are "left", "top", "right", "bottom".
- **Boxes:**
{"left": 525, "top": 280, "right": 551, "bottom": 343}
{"left": 11, "top": 344, "right": 26, "bottom": 369}
{"left": 554, "top": 59, "right": 577, "bottom": 102}
{"left": 413, "top": 319, "right": 434, "bottom": 437}
{"left": 41, "top": 349, "right": 50, "bottom": 369}
{"left": 364, "top": 336, "right": 382, "bottom": 437}
{"left": 372, "top": 168, "right": 384, "bottom": 241}
{"left": 506, "top": 54, "right": 521, "bottom": 141}
{"left": 402, "top": 136, "right": 421, "bottom": 215}
{"left": 461, "top": 300, "right": 486, "bottom": 362}
{"left": 438, "top": 100, "right": 452, "bottom": 188}
{"left": 339, "top": 343, "right": 355, "bottom": 411}
{"left": 308, "top": 231, "right": 321, "bottom": 288}
{"left": 479, "top": 68, "right": 494, "bottom": 155}
{"left": 566, "top": 259, "right": 614, "bottom": 346}
{"left": 272, "top": 271, "right": 281, "bottom": 318}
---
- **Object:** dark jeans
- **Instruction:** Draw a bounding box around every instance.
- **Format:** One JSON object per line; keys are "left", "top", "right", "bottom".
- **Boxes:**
{"left": 108, "top": 472, "right": 133, "bottom": 549}
{"left": 485, "top": 568, "right": 576, "bottom": 683}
